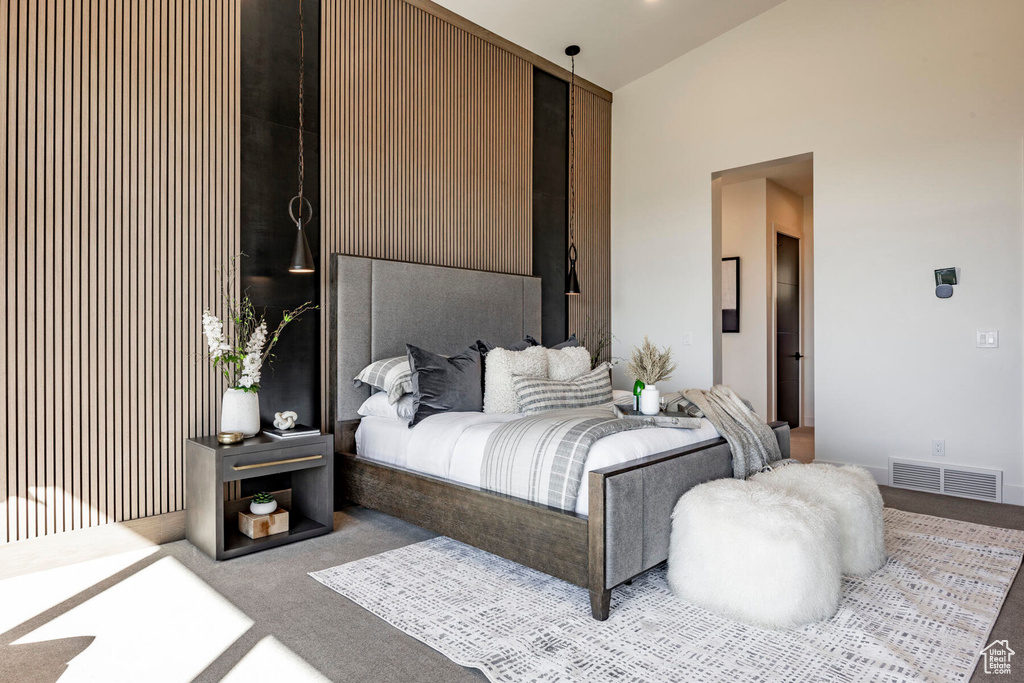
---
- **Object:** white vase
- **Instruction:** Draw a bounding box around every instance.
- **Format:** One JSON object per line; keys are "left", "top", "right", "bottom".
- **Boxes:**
{"left": 249, "top": 499, "right": 277, "bottom": 515}
{"left": 221, "top": 388, "right": 260, "bottom": 437}
{"left": 639, "top": 385, "right": 661, "bottom": 415}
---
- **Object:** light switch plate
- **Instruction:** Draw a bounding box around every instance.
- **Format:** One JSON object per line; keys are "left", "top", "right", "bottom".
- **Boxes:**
{"left": 682, "top": 332, "right": 693, "bottom": 346}
{"left": 976, "top": 330, "right": 999, "bottom": 348}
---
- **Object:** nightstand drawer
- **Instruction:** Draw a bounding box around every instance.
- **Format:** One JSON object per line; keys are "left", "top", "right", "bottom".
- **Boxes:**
{"left": 222, "top": 442, "right": 328, "bottom": 481}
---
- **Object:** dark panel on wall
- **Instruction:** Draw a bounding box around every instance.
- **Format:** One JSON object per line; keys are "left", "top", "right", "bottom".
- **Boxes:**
{"left": 533, "top": 69, "right": 569, "bottom": 346}
{"left": 240, "top": 0, "right": 321, "bottom": 430}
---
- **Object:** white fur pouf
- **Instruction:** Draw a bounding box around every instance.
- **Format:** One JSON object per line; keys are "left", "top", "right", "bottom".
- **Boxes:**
{"left": 755, "top": 464, "right": 886, "bottom": 577}
{"left": 667, "top": 478, "right": 843, "bottom": 630}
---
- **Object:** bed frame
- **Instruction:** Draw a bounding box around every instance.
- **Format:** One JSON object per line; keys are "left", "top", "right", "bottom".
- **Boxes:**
{"left": 329, "top": 254, "right": 791, "bottom": 620}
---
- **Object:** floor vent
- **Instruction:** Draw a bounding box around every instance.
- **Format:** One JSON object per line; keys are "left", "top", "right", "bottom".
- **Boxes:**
{"left": 889, "top": 458, "right": 1002, "bottom": 503}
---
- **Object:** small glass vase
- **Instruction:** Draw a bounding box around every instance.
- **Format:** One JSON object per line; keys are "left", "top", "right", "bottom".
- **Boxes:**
{"left": 221, "top": 388, "right": 260, "bottom": 437}
{"left": 639, "top": 384, "right": 661, "bottom": 416}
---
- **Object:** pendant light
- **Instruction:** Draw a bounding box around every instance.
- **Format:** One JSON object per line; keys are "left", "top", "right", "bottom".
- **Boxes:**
{"left": 565, "top": 45, "right": 581, "bottom": 296}
{"left": 288, "top": 0, "right": 315, "bottom": 274}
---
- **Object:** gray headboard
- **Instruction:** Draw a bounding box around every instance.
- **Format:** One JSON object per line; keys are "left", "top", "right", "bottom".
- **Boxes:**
{"left": 330, "top": 255, "right": 542, "bottom": 427}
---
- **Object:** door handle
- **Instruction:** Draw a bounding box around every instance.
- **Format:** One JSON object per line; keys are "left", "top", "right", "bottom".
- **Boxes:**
{"left": 791, "top": 352, "right": 804, "bottom": 360}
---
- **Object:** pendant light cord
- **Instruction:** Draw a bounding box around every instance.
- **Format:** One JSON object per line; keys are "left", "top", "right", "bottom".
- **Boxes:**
{"left": 296, "top": 0, "right": 305, "bottom": 221}
{"left": 567, "top": 55, "right": 575, "bottom": 254}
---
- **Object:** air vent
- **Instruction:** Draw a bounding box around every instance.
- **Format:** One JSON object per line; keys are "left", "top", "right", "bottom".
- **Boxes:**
{"left": 889, "top": 458, "right": 1002, "bottom": 503}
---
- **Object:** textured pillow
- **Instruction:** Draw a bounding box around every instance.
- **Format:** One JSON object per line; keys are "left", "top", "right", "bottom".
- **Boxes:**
{"left": 514, "top": 362, "right": 613, "bottom": 415}
{"left": 407, "top": 344, "right": 483, "bottom": 426}
{"left": 357, "top": 391, "right": 415, "bottom": 422}
{"left": 483, "top": 346, "right": 549, "bottom": 414}
{"left": 546, "top": 346, "right": 592, "bottom": 381}
{"left": 353, "top": 356, "right": 413, "bottom": 404}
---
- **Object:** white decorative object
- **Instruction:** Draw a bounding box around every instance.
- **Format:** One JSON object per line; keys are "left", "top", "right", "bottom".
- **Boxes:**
{"left": 668, "top": 478, "right": 843, "bottom": 629}
{"left": 273, "top": 410, "right": 298, "bottom": 430}
{"left": 310, "top": 510, "right": 1024, "bottom": 683}
{"left": 639, "top": 384, "right": 661, "bottom": 415}
{"left": 221, "top": 388, "right": 260, "bottom": 437}
{"left": 755, "top": 463, "right": 886, "bottom": 576}
{"left": 249, "top": 499, "right": 278, "bottom": 515}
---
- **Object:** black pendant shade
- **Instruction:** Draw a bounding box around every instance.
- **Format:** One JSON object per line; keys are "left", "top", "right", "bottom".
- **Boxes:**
{"left": 566, "top": 243, "right": 580, "bottom": 295}
{"left": 289, "top": 225, "right": 315, "bottom": 273}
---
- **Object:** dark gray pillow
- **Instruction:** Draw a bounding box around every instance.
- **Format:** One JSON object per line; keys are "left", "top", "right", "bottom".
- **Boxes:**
{"left": 551, "top": 333, "right": 579, "bottom": 349}
{"left": 406, "top": 344, "right": 483, "bottom": 426}
{"left": 473, "top": 337, "right": 540, "bottom": 354}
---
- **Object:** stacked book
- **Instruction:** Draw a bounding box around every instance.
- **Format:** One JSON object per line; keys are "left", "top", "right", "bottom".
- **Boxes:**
{"left": 263, "top": 424, "right": 321, "bottom": 440}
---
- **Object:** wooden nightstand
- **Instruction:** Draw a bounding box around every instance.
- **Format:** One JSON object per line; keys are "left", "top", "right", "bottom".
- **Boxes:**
{"left": 185, "top": 433, "right": 334, "bottom": 560}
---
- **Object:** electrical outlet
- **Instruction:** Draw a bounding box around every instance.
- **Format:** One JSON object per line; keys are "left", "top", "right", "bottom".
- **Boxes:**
{"left": 932, "top": 439, "right": 946, "bottom": 457}
{"left": 682, "top": 332, "right": 693, "bottom": 346}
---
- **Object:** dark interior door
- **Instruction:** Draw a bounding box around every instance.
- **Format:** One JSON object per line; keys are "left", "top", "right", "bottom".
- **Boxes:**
{"left": 776, "top": 233, "right": 801, "bottom": 428}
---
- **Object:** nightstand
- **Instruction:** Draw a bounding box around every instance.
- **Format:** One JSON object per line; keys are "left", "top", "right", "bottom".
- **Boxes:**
{"left": 185, "top": 433, "right": 334, "bottom": 560}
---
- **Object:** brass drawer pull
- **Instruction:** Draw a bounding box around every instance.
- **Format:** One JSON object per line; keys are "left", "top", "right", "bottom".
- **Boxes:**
{"left": 232, "top": 454, "right": 323, "bottom": 471}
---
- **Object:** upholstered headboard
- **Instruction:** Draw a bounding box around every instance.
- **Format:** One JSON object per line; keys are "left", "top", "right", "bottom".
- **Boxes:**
{"left": 329, "top": 255, "right": 542, "bottom": 432}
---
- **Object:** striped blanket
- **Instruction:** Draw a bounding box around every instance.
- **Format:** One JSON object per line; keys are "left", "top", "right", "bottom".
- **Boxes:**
{"left": 480, "top": 406, "right": 655, "bottom": 512}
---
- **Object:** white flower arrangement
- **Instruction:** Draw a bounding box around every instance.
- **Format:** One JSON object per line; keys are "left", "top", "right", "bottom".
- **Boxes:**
{"left": 202, "top": 257, "right": 316, "bottom": 393}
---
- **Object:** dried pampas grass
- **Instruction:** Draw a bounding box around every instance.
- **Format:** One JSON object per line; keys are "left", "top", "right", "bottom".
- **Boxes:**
{"left": 626, "top": 336, "right": 677, "bottom": 385}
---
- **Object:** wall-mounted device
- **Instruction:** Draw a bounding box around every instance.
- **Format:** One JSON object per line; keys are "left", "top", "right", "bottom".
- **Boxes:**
{"left": 934, "top": 267, "right": 959, "bottom": 298}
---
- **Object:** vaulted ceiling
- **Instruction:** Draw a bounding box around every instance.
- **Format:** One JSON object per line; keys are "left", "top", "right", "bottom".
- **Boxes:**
{"left": 431, "top": 0, "right": 787, "bottom": 91}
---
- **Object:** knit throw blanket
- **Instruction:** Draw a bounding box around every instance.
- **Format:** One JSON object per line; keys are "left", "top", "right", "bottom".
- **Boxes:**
{"left": 683, "top": 385, "right": 783, "bottom": 478}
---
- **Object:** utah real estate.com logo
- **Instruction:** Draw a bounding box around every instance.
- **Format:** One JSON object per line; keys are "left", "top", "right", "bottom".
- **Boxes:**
{"left": 979, "top": 640, "right": 1015, "bottom": 675}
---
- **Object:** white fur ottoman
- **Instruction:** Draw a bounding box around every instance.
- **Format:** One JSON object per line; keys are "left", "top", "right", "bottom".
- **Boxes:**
{"left": 755, "top": 464, "right": 886, "bottom": 577}
{"left": 668, "top": 478, "right": 843, "bottom": 630}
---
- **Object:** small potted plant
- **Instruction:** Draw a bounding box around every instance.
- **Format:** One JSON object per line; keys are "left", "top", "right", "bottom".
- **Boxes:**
{"left": 249, "top": 491, "right": 277, "bottom": 516}
{"left": 626, "top": 336, "right": 678, "bottom": 415}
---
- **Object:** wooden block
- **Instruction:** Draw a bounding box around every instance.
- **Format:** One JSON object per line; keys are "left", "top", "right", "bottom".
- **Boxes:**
{"left": 238, "top": 508, "right": 289, "bottom": 539}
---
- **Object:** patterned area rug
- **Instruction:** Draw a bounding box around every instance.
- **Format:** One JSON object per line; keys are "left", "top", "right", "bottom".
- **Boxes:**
{"left": 310, "top": 509, "right": 1024, "bottom": 682}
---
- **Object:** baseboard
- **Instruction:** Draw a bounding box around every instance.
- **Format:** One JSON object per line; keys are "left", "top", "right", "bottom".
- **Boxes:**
{"left": 812, "top": 460, "right": 888, "bottom": 486}
{"left": 1002, "top": 484, "right": 1024, "bottom": 506}
{"left": 0, "top": 489, "right": 295, "bottom": 580}
{"left": 0, "top": 509, "right": 186, "bottom": 581}
{"left": 803, "top": 416, "right": 814, "bottom": 427}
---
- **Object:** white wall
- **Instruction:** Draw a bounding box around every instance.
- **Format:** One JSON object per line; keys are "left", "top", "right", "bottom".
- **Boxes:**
{"left": 721, "top": 179, "right": 769, "bottom": 416}
{"left": 611, "top": 0, "right": 1024, "bottom": 502}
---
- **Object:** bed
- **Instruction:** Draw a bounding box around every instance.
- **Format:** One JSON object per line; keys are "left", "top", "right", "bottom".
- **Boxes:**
{"left": 329, "top": 254, "right": 790, "bottom": 620}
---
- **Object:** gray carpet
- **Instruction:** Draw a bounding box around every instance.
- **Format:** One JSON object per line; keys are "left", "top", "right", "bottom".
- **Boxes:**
{"left": 2, "top": 486, "right": 1022, "bottom": 682}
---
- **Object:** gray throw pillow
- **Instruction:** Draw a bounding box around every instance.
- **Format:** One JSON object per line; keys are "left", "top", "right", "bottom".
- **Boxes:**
{"left": 551, "top": 333, "right": 580, "bottom": 349}
{"left": 406, "top": 344, "right": 483, "bottom": 426}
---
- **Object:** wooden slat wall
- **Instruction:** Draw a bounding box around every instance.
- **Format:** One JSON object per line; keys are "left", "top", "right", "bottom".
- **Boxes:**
{"left": 568, "top": 86, "right": 612, "bottom": 361}
{"left": 1, "top": 0, "right": 240, "bottom": 544}
{"left": 320, "top": 0, "right": 613, "bottom": 394}
{"left": 321, "top": 0, "right": 533, "bottom": 275}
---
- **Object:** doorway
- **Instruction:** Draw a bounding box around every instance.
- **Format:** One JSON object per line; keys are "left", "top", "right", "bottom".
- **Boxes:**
{"left": 711, "top": 153, "right": 814, "bottom": 462}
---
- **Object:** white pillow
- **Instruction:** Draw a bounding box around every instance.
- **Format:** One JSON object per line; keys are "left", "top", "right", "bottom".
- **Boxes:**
{"left": 483, "top": 346, "right": 548, "bottom": 414}
{"left": 353, "top": 356, "right": 413, "bottom": 404}
{"left": 357, "top": 391, "right": 415, "bottom": 422}
{"left": 546, "top": 346, "right": 591, "bottom": 381}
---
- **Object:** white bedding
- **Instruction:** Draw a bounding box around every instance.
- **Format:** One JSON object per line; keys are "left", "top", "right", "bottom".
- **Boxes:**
{"left": 355, "top": 412, "right": 722, "bottom": 516}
